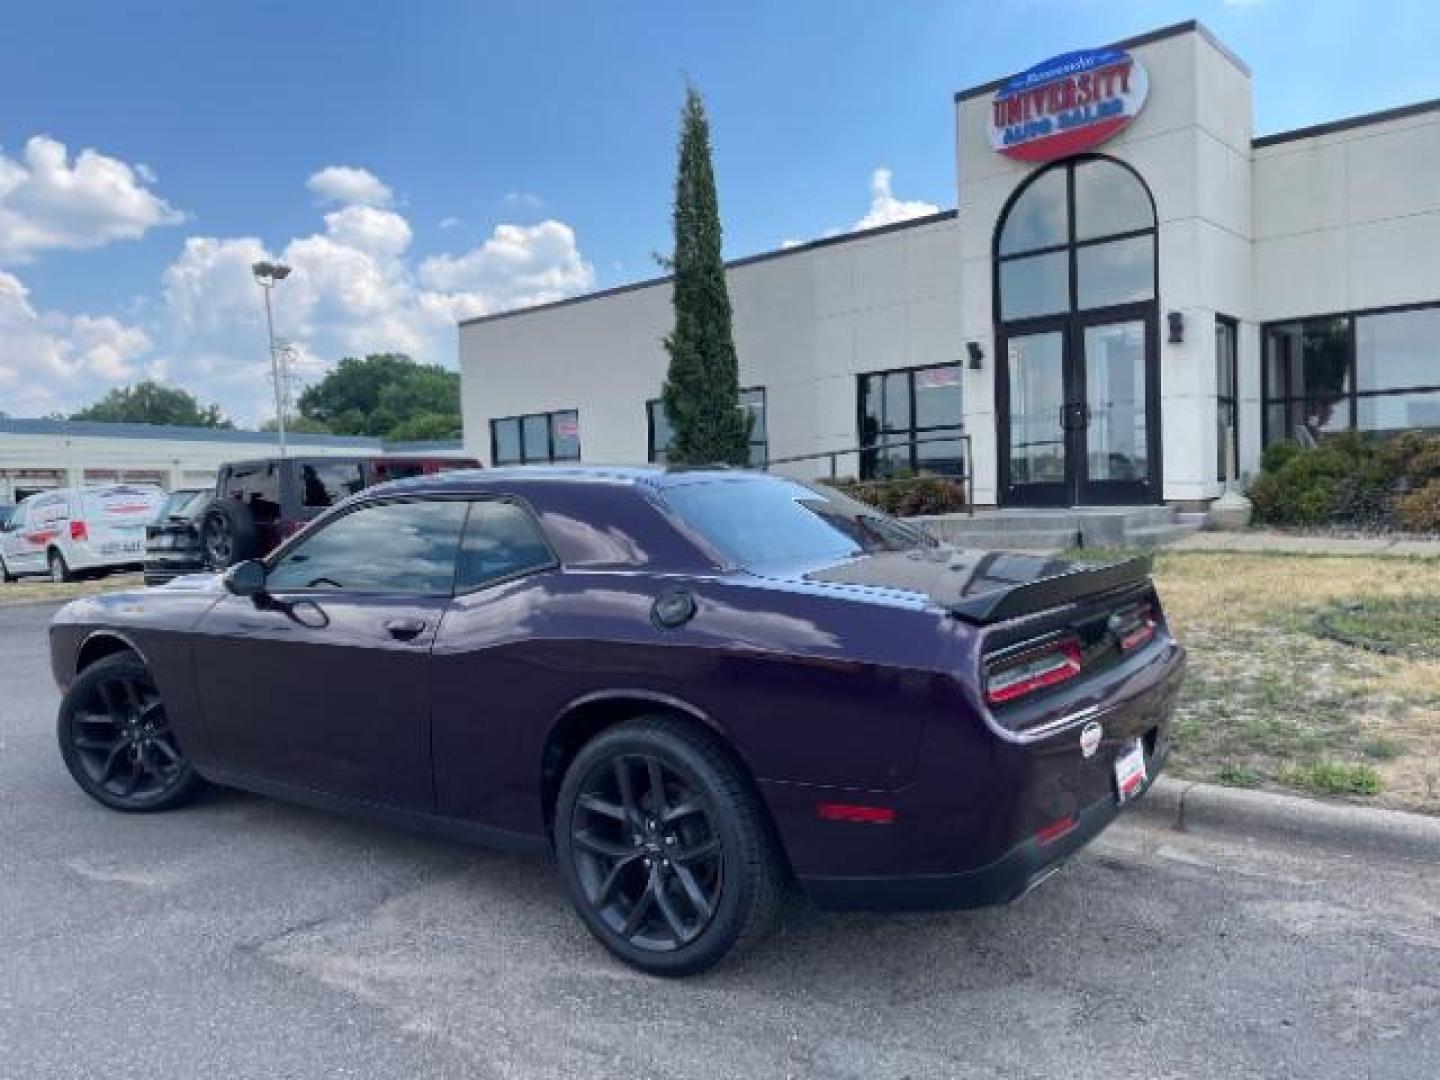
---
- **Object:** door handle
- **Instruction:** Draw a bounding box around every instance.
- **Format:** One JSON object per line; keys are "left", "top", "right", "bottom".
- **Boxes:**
{"left": 384, "top": 617, "right": 428, "bottom": 642}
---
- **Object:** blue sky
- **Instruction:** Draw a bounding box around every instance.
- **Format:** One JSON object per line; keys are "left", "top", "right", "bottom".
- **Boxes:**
{"left": 1, "top": 0, "right": 1435, "bottom": 424}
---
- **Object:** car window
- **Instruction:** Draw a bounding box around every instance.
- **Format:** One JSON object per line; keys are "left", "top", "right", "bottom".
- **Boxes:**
{"left": 300, "top": 461, "right": 367, "bottom": 508}
{"left": 223, "top": 463, "right": 281, "bottom": 524}
{"left": 660, "top": 477, "right": 934, "bottom": 572}
{"left": 455, "top": 500, "right": 555, "bottom": 591}
{"left": 266, "top": 499, "right": 468, "bottom": 594}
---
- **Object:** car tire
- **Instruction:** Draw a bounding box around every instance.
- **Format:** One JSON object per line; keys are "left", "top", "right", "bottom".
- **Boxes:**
{"left": 48, "top": 549, "right": 73, "bottom": 583}
{"left": 0, "top": 556, "right": 14, "bottom": 583}
{"left": 57, "top": 652, "right": 203, "bottom": 813}
{"left": 554, "top": 716, "right": 785, "bottom": 977}
{"left": 200, "top": 499, "right": 258, "bottom": 569}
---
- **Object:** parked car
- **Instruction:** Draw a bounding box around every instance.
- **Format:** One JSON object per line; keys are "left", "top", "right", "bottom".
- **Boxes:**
{"left": 143, "top": 488, "right": 214, "bottom": 587}
{"left": 49, "top": 467, "right": 1184, "bottom": 975}
{"left": 2, "top": 484, "right": 165, "bottom": 583}
{"left": 153, "top": 454, "right": 479, "bottom": 580}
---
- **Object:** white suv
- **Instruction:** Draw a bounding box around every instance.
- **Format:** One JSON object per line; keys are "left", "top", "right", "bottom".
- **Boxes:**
{"left": 0, "top": 484, "right": 165, "bottom": 583}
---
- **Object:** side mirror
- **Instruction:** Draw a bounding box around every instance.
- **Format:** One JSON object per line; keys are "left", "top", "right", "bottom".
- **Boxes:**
{"left": 223, "top": 559, "right": 269, "bottom": 600}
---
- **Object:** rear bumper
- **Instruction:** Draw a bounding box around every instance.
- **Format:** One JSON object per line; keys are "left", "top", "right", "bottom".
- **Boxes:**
{"left": 800, "top": 746, "right": 1166, "bottom": 912}
{"left": 144, "top": 554, "right": 206, "bottom": 586}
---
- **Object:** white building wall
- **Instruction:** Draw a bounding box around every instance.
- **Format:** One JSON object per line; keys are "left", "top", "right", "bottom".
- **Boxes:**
{"left": 1253, "top": 108, "right": 1440, "bottom": 321}
{"left": 460, "top": 215, "right": 963, "bottom": 480}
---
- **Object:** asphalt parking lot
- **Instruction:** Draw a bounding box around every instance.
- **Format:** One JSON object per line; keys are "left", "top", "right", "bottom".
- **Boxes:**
{"left": 1, "top": 599, "right": 1437, "bottom": 1079}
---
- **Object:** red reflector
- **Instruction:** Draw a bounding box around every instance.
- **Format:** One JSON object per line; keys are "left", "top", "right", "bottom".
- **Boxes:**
{"left": 69, "top": 520, "right": 88, "bottom": 542}
{"left": 816, "top": 802, "right": 896, "bottom": 825}
{"left": 1034, "top": 815, "right": 1077, "bottom": 845}
{"left": 1118, "top": 606, "right": 1157, "bottom": 652}
{"left": 985, "top": 639, "right": 1082, "bottom": 705}
{"left": 280, "top": 519, "right": 308, "bottom": 538}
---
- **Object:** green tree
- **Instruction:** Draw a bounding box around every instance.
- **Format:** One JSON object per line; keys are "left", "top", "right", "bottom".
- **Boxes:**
{"left": 660, "top": 84, "right": 749, "bottom": 466}
{"left": 388, "top": 412, "right": 463, "bottom": 441}
{"left": 297, "top": 353, "right": 462, "bottom": 438}
{"left": 70, "top": 380, "right": 233, "bottom": 428}
{"left": 259, "top": 414, "right": 331, "bottom": 434}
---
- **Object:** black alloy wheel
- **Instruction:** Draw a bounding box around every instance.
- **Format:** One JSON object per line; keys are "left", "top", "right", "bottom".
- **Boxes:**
{"left": 555, "top": 717, "right": 783, "bottom": 976}
{"left": 58, "top": 653, "right": 201, "bottom": 812}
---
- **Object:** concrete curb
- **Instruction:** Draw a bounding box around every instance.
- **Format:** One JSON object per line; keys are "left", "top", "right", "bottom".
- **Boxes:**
{"left": 1126, "top": 776, "right": 1440, "bottom": 861}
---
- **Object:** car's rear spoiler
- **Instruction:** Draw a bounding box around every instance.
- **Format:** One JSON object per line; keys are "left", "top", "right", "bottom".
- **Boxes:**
{"left": 947, "top": 555, "right": 1154, "bottom": 625}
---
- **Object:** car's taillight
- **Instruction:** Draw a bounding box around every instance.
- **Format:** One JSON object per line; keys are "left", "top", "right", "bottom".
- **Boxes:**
{"left": 1112, "top": 603, "right": 1157, "bottom": 653}
{"left": 69, "top": 520, "right": 88, "bottom": 542}
{"left": 984, "top": 637, "right": 1082, "bottom": 706}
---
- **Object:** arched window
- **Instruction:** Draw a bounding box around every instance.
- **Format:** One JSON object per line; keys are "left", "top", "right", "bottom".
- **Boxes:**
{"left": 995, "top": 157, "right": 1156, "bottom": 323}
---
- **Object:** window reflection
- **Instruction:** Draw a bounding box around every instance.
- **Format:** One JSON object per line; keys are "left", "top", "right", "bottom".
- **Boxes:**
{"left": 1073, "top": 159, "right": 1153, "bottom": 240}
{"left": 1000, "top": 251, "right": 1069, "bottom": 321}
{"left": 456, "top": 501, "right": 554, "bottom": 590}
{"left": 267, "top": 500, "right": 468, "bottom": 594}
{"left": 1077, "top": 235, "right": 1154, "bottom": 310}
{"left": 1084, "top": 321, "right": 1148, "bottom": 481}
{"left": 998, "top": 167, "right": 1068, "bottom": 255}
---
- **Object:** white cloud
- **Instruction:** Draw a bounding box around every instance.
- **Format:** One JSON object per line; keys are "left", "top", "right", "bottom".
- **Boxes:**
{"left": 418, "top": 220, "right": 594, "bottom": 315}
{"left": 322, "top": 205, "right": 413, "bottom": 257}
{"left": 0, "top": 160, "right": 592, "bottom": 424}
{"left": 305, "top": 165, "right": 393, "bottom": 208}
{"left": 853, "top": 167, "right": 940, "bottom": 231}
{"left": 0, "top": 271, "right": 152, "bottom": 412}
{"left": 0, "top": 136, "right": 183, "bottom": 262}
{"left": 438, "top": 215, "right": 462, "bottom": 231}
{"left": 153, "top": 193, "right": 591, "bottom": 422}
{"left": 502, "top": 191, "right": 544, "bottom": 211}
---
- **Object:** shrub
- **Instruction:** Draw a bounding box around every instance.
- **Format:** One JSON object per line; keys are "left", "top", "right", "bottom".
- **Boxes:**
{"left": 833, "top": 475, "right": 967, "bottom": 517}
{"left": 1396, "top": 478, "right": 1440, "bottom": 533}
{"left": 1249, "top": 432, "right": 1406, "bottom": 528}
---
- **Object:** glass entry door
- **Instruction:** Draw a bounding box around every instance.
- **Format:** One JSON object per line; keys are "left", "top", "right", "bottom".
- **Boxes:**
{"left": 1000, "top": 308, "right": 1159, "bottom": 506}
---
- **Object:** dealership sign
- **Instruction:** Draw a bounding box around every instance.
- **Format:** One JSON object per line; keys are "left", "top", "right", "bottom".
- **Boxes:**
{"left": 989, "top": 46, "right": 1149, "bottom": 163}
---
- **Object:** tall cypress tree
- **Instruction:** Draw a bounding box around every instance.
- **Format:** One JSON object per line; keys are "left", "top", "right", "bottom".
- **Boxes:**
{"left": 661, "top": 84, "right": 750, "bottom": 466}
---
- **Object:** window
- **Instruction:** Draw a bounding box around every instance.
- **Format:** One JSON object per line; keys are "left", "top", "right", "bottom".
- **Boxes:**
{"left": 266, "top": 499, "right": 468, "bottom": 594}
{"left": 455, "top": 500, "right": 555, "bottom": 591}
{"left": 1263, "top": 305, "right": 1440, "bottom": 445}
{"left": 221, "top": 462, "right": 281, "bottom": 525}
{"left": 646, "top": 389, "right": 768, "bottom": 466}
{"left": 490, "top": 410, "right": 580, "bottom": 465}
{"left": 661, "top": 476, "right": 932, "bottom": 572}
{"left": 858, "top": 363, "right": 964, "bottom": 480}
{"left": 647, "top": 400, "right": 675, "bottom": 464}
{"left": 299, "top": 460, "right": 366, "bottom": 508}
{"left": 1216, "top": 316, "right": 1239, "bottom": 481}
{"left": 741, "top": 388, "right": 768, "bottom": 466}
{"left": 996, "top": 157, "right": 1156, "bottom": 323}
{"left": 1355, "top": 308, "right": 1440, "bottom": 437}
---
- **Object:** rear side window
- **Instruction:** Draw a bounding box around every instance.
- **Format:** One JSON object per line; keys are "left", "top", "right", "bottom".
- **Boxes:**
{"left": 299, "top": 461, "right": 366, "bottom": 508}
{"left": 223, "top": 463, "right": 281, "bottom": 524}
{"left": 266, "top": 499, "right": 468, "bottom": 594}
{"left": 455, "top": 500, "right": 555, "bottom": 591}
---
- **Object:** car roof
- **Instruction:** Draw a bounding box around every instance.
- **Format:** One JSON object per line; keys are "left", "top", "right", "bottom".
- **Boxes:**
{"left": 362, "top": 464, "right": 781, "bottom": 499}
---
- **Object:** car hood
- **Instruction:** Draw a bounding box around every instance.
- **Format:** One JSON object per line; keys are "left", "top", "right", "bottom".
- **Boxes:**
{"left": 754, "top": 546, "right": 1151, "bottom": 625}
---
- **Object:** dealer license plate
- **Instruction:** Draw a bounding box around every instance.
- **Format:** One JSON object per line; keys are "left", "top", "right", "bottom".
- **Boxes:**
{"left": 1114, "top": 739, "right": 1148, "bottom": 804}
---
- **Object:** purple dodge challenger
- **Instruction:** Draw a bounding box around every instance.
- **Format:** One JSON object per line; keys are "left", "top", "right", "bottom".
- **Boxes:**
{"left": 49, "top": 467, "right": 1185, "bottom": 975}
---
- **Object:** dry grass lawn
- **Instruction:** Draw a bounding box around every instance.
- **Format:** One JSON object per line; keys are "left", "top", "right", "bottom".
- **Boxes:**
{"left": 1085, "top": 550, "right": 1440, "bottom": 814}
{"left": 0, "top": 572, "right": 143, "bottom": 604}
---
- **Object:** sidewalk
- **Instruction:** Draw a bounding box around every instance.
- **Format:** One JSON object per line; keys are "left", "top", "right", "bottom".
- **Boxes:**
{"left": 1169, "top": 528, "right": 1440, "bottom": 557}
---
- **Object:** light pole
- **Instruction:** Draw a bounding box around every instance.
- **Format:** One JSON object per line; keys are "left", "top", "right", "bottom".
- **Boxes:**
{"left": 252, "top": 260, "right": 293, "bottom": 456}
